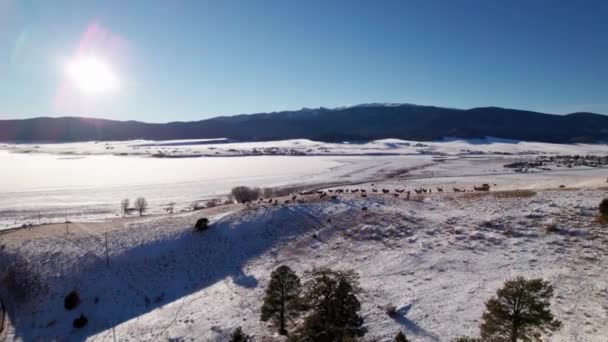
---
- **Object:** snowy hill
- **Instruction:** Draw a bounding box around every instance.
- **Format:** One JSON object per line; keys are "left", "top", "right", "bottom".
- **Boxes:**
{"left": 1, "top": 183, "right": 607, "bottom": 341}
{"left": 1, "top": 103, "right": 607, "bottom": 143}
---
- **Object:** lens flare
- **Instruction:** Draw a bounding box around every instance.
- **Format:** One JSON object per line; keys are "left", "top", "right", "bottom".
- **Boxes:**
{"left": 65, "top": 55, "right": 119, "bottom": 94}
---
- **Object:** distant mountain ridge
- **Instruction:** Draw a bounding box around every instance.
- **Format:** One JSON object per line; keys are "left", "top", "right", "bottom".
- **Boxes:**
{"left": 1, "top": 104, "right": 607, "bottom": 143}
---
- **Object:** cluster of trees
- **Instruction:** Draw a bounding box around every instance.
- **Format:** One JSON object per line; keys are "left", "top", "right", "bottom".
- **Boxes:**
{"left": 119, "top": 197, "right": 148, "bottom": 217}
{"left": 258, "top": 266, "right": 366, "bottom": 341}
{"left": 229, "top": 270, "right": 561, "bottom": 342}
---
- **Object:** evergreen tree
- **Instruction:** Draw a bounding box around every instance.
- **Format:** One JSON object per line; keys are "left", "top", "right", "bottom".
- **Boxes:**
{"left": 480, "top": 277, "right": 561, "bottom": 342}
{"left": 261, "top": 265, "right": 302, "bottom": 335}
{"left": 229, "top": 327, "right": 249, "bottom": 342}
{"left": 294, "top": 268, "right": 366, "bottom": 341}
{"left": 599, "top": 198, "right": 608, "bottom": 222}
{"left": 394, "top": 330, "right": 408, "bottom": 342}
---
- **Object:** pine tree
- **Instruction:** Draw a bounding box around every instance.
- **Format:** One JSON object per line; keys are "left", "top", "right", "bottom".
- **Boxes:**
{"left": 394, "top": 330, "right": 408, "bottom": 342}
{"left": 260, "top": 265, "right": 302, "bottom": 335}
{"left": 229, "top": 327, "right": 249, "bottom": 342}
{"left": 293, "top": 268, "right": 366, "bottom": 341}
{"left": 480, "top": 277, "right": 562, "bottom": 342}
{"left": 599, "top": 198, "right": 608, "bottom": 223}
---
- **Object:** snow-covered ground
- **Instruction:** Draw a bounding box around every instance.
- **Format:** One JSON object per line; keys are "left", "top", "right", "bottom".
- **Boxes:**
{"left": 1, "top": 187, "right": 607, "bottom": 341}
{"left": 3, "top": 137, "right": 608, "bottom": 158}
{"left": 1, "top": 138, "right": 607, "bottom": 230}
{"left": 1, "top": 138, "right": 608, "bottom": 341}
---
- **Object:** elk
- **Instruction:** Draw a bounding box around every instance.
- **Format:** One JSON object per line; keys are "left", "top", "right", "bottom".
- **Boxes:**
{"left": 361, "top": 207, "right": 368, "bottom": 211}
{"left": 395, "top": 189, "right": 405, "bottom": 193}
{"left": 437, "top": 187, "right": 443, "bottom": 193}
{"left": 372, "top": 189, "right": 378, "bottom": 193}
{"left": 393, "top": 193, "right": 399, "bottom": 198}
{"left": 361, "top": 194, "right": 367, "bottom": 198}
{"left": 382, "top": 189, "right": 390, "bottom": 194}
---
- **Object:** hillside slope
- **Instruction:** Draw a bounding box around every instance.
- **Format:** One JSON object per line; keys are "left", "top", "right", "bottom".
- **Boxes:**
{"left": 1, "top": 104, "right": 607, "bottom": 143}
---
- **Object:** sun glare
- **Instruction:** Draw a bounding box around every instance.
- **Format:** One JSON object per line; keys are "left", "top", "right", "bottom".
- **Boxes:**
{"left": 65, "top": 55, "right": 119, "bottom": 94}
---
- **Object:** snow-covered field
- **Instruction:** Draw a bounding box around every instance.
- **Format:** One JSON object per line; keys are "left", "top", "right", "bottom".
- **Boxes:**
{"left": 1, "top": 138, "right": 608, "bottom": 341}
{"left": 1, "top": 138, "right": 607, "bottom": 230}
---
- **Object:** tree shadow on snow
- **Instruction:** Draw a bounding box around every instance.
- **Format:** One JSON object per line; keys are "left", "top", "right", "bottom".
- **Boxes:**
{"left": 3, "top": 205, "right": 315, "bottom": 341}
{"left": 391, "top": 303, "right": 441, "bottom": 342}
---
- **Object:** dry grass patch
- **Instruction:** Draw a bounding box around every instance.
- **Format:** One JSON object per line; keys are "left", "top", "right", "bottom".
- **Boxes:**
{"left": 463, "top": 189, "right": 537, "bottom": 199}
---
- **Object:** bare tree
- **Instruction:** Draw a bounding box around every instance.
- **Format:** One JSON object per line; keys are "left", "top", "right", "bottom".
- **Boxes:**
{"left": 134, "top": 197, "right": 148, "bottom": 216}
{"left": 120, "top": 199, "right": 130, "bottom": 217}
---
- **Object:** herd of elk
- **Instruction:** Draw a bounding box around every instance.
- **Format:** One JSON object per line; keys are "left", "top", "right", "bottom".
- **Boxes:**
{"left": 247, "top": 184, "right": 486, "bottom": 208}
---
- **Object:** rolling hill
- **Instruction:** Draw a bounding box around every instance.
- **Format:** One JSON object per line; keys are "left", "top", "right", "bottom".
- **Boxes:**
{"left": 1, "top": 104, "right": 607, "bottom": 143}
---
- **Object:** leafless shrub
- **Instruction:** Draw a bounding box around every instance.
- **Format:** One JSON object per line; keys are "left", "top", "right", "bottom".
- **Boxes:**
{"left": 134, "top": 197, "right": 148, "bottom": 216}
{"left": 191, "top": 201, "right": 205, "bottom": 211}
{"left": 120, "top": 198, "right": 129, "bottom": 217}
{"left": 206, "top": 199, "right": 219, "bottom": 208}
{"left": 1, "top": 265, "right": 48, "bottom": 305}
{"left": 231, "top": 186, "right": 261, "bottom": 203}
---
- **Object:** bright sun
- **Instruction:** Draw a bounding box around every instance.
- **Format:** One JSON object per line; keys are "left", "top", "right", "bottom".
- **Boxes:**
{"left": 66, "top": 55, "right": 119, "bottom": 94}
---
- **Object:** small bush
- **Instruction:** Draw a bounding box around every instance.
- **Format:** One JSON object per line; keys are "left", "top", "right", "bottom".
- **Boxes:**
{"left": 191, "top": 201, "right": 205, "bottom": 211}
{"left": 394, "top": 331, "right": 409, "bottom": 342}
{"left": 231, "top": 186, "right": 261, "bottom": 203}
{"left": 599, "top": 198, "right": 608, "bottom": 223}
{"left": 194, "top": 218, "right": 210, "bottom": 232}
{"left": 545, "top": 222, "right": 559, "bottom": 233}
{"left": 165, "top": 202, "right": 175, "bottom": 214}
{"left": 229, "top": 327, "right": 250, "bottom": 342}
{"left": 206, "top": 199, "right": 219, "bottom": 208}
{"left": 385, "top": 304, "right": 397, "bottom": 317}
{"left": 73, "top": 314, "right": 88, "bottom": 328}
{"left": 64, "top": 291, "right": 80, "bottom": 310}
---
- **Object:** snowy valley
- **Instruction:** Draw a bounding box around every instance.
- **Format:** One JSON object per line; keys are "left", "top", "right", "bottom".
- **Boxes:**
{"left": 1, "top": 138, "right": 607, "bottom": 341}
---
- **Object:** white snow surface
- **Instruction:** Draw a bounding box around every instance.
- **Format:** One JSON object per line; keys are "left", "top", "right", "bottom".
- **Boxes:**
{"left": 1, "top": 188, "right": 607, "bottom": 341}
{"left": 1, "top": 138, "right": 608, "bottom": 341}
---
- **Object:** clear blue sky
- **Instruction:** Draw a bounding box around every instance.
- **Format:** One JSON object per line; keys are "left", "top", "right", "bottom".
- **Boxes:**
{"left": 1, "top": 0, "right": 607, "bottom": 122}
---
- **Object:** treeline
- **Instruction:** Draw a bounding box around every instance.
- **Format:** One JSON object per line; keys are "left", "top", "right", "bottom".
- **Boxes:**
{"left": 229, "top": 266, "right": 562, "bottom": 342}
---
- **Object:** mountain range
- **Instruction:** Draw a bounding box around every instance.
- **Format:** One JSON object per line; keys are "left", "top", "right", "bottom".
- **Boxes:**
{"left": 1, "top": 104, "right": 607, "bottom": 143}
